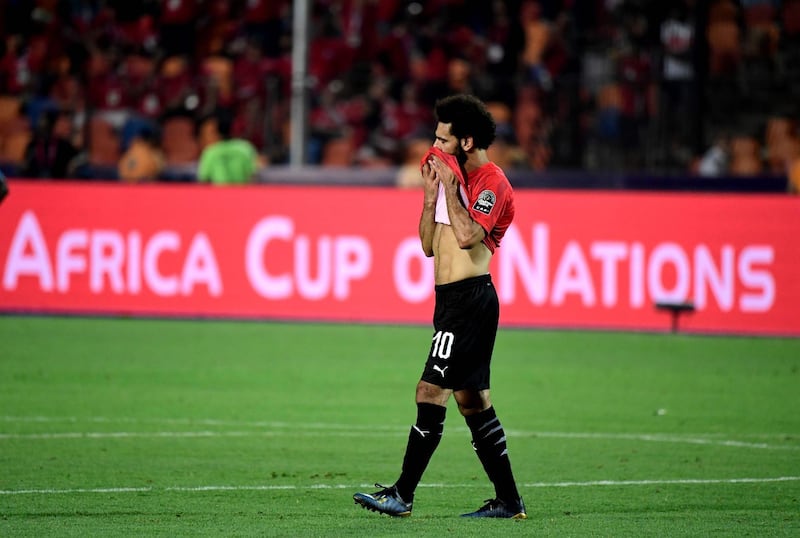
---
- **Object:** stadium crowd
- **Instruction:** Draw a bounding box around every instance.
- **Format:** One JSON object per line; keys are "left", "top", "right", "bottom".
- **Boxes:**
{"left": 0, "top": 0, "right": 799, "bottom": 190}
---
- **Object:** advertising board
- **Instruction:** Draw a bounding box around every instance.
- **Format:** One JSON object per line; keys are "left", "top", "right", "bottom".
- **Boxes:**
{"left": 1, "top": 182, "right": 797, "bottom": 335}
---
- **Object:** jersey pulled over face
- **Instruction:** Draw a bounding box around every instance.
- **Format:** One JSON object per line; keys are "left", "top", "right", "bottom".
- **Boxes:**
{"left": 433, "top": 122, "right": 461, "bottom": 156}
{"left": 425, "top": 123, "right": 515, "bottom": 284}
{"left": 430, "top": 123, "right": 515, "bottom": 255}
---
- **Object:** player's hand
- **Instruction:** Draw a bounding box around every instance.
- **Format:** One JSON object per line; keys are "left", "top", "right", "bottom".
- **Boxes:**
{"left": 429, "top": 156, "right": 457, "bottom": 187}
{"left": 421, "top": 160, "right": 439, "bottom": 203}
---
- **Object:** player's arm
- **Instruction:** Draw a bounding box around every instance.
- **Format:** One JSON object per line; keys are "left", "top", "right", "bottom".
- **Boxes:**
{"left": 419, "top": 160, "right": 438, "bottom": 257}
{"left": 431, "top": 156, "right": 485, "bottom": 249}
{"left": 443, "top": 184, "right": 486, "bottom": 249}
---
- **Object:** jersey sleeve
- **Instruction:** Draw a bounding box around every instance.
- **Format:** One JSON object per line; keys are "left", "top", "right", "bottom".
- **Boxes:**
{"left": 467, "top": 170, "right": 511, "bottom": 234}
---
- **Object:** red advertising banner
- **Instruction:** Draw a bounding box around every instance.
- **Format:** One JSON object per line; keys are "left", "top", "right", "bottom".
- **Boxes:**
{"left": 1, "top": 181, "right": 798, "bottom": 335}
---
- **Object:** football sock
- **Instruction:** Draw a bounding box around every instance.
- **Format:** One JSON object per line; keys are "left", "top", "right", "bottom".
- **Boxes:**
{"left": 394, "top": 402, "right": 446, "bottom": 502}
{"left": 466, "top": 406, "right": 521, "bottom": 503}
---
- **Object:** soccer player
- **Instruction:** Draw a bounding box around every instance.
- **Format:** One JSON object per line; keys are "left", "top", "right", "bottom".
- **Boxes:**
{"left": 354, "top": 94, "right": 525, "bottom": 519}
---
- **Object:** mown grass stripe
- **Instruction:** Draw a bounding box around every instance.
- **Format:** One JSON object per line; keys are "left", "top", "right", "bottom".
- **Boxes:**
{"left": 2, "top": 476, "right": 799, "bottom": 496}
{"left": 1, "top": 428, "right": 798, "bottom": 450}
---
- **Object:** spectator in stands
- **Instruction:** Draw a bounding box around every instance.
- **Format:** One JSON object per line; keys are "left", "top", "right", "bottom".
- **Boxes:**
{"left": 308, "top": 10, "right": 354, "bottom": 93}
{"left": 0, "top": 167, "right": 8, "bottom": 203}
{"left": 242, "top": 0, "right": 290, "bottom": 58}
{"left": 0, "top": 36, "right": 24, "bottom": 95}
{"left": 21, "top": 108, "right": 80, "bottom": 179}
{"left": 617, "top": 41, "right": 653, "bottom": 170}
{"left": 5, "top": 0, "right": 798, "bottom": 179}
{"left": 789, "top": 157, "right": 800, "bottom": 194}
{"left": 158, "top": 0, "right": 199, "bottom": 57}
{"left": 697, "top": 135, "right": 731, "bottom": 176}
{"left": 307, "top": 81, "right": 353, "bottom": 164}
{"left": 118, "top": 125, "right": 164, "bottom": 183}
{"left": 520, "top": 0, "right": 553, "bottom": 91}
{"left": 658, "top": 2, "right": 697, "bottom": 166}
{"left": 197, "top": 111, "right": 259, "bottom": 184}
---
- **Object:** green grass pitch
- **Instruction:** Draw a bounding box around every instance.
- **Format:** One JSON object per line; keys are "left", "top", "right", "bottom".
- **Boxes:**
{"left": 1, "top": 315, "right": 798, "bottom": 537}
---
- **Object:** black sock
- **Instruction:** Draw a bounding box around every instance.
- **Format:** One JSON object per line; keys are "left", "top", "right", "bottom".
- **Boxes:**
{"left": 466, "top": 406, "right": 521, "bottom": 502}
{"left": 394, "top": 402, "right": 446, "bottom": 502}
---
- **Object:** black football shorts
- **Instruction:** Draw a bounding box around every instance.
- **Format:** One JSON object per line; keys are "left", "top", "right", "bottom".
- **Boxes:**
{"left": 420, "top": 274, "right": 499, "bottom": 390}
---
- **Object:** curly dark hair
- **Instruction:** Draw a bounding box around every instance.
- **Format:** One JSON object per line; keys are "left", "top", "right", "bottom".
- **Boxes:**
{"left": 434, "top": 94, "right": 496, "bottom": 149}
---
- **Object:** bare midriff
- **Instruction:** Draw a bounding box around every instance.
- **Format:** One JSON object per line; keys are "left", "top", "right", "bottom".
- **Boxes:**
{"left": 432, "top": 222, "right": 491, "bottom": 285}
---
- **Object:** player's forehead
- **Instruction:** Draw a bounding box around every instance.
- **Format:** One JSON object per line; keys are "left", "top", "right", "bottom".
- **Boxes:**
{"left": 434, "top": 122, "right": 455, "bottom": 141}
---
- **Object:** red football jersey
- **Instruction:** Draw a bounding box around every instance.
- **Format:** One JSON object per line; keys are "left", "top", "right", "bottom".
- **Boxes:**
{"left": 465, "top": 162, "right": 515, "bottom": 253}
{"left": 420, "top": 147, "right": 515, "bottom": 254}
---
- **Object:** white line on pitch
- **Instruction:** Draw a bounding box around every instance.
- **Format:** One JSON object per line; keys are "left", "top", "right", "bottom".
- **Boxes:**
{"left": 0, "top": 416, "right": 402, "bottom": 431}
{"left": 2, "top": 416, "right": 798, "bottom": 450}
{"left": 511, "top": 431, "right": 800, "bottom": 450}
{"left": 3, "top": 416, "right": 798, "bottom": 440}
{"left": 1, "top": 476, "right": 799, "bottom": 496}
{"left": 0, "top": 428, "right": 798, "bottom": 450}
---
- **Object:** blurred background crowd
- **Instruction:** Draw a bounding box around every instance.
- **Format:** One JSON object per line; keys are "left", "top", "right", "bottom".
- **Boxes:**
{"left": 0, "top": 0, "right": 799, "bottom": 190}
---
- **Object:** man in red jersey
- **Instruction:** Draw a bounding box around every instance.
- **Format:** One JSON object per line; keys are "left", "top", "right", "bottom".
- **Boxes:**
{"left": 354, "top": 94, "right": 525, "bottom": 519}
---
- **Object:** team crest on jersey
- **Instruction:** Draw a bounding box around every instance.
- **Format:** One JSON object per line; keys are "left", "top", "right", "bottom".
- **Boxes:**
{"left": 473, "top": 190, "right": 496, "bottom": 215}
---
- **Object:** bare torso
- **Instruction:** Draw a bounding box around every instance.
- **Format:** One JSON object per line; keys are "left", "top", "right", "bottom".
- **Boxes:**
{"left": 432, "top": 222, "right": 492, "bottom": 285}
